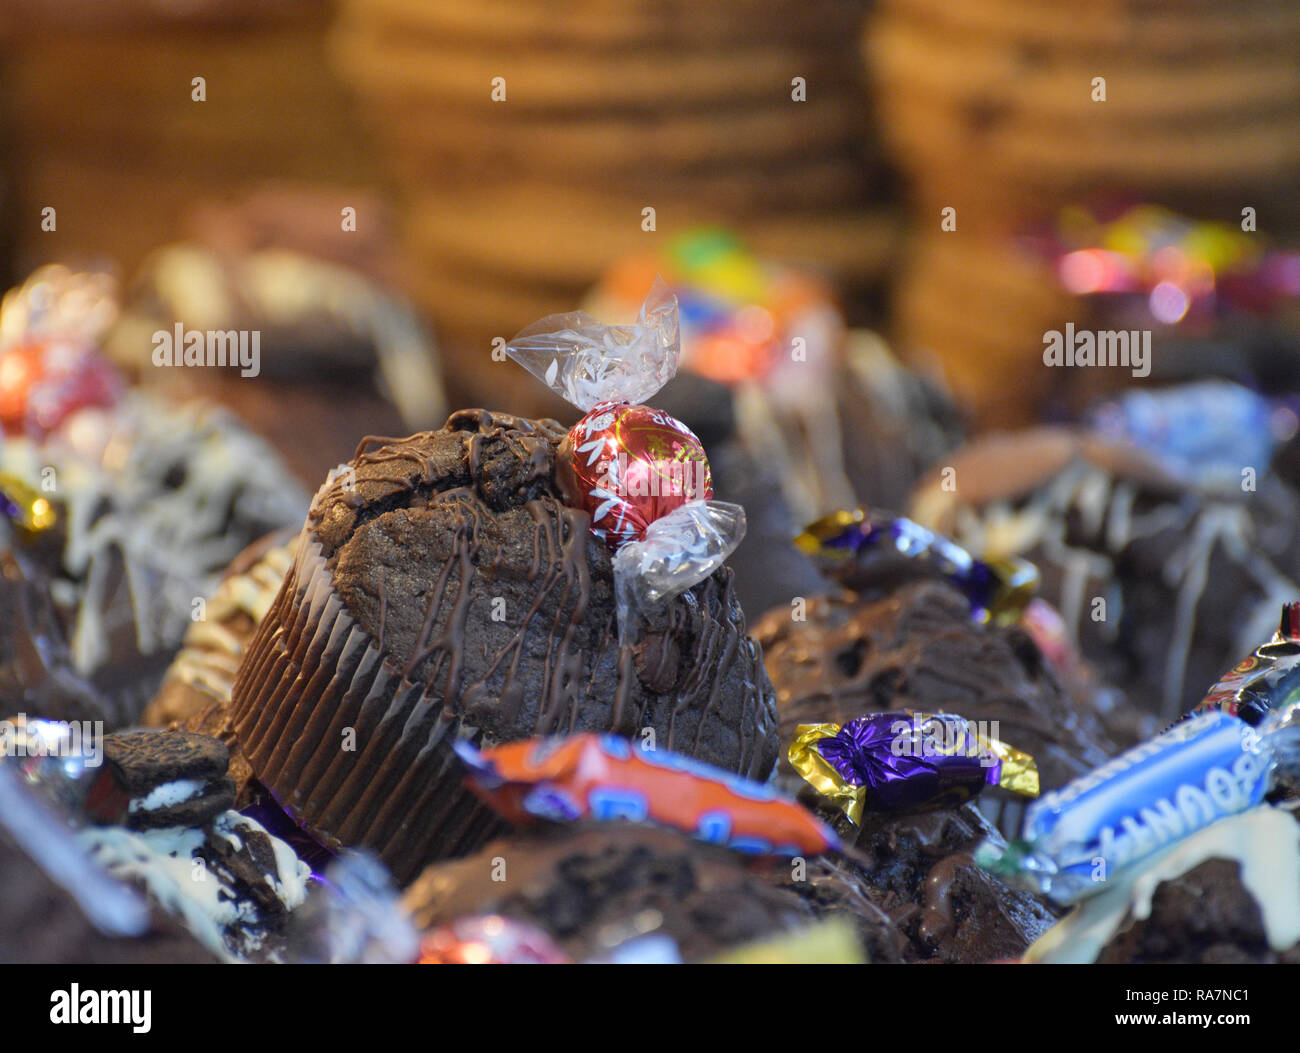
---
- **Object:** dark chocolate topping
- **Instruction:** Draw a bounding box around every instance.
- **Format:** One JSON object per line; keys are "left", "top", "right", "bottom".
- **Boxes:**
{"left": 306, "top": 409, "right": 777, "bottom": 769}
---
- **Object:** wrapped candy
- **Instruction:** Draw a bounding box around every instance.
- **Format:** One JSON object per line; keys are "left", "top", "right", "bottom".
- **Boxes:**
{"left": 417, "top": 915, "right": 572, "bottom": 965}
{"left": 456, "top": 733, "right": 841, "bottom": 857}
{"left": 504, "top": 281, "right": 745, "bottom": 633}
{"left": 1192, "top": 603, "right": 1300, "bottom": 725}
{"left": 0, "top": 266, "right": 122, "bottom": 439}
{"left": 976, "top": 703, "right": 1300, "bottom": 905}
{"left": 789, "top": 712, "right": 1038, "bottom": 824}
{"left": 0, "top": 471, "right": 58, "bottom": 537}
{"left": 795, "top": 508, "right": 1039, "bottom": 624}
{"left": 1087, "top": 380, "right": 1297, "bottom": 491}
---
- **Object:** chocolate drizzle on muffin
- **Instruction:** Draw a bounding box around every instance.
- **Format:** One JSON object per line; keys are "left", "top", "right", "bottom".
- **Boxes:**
{"left": 231, "top": 410, "right": 777, "bottom": 884}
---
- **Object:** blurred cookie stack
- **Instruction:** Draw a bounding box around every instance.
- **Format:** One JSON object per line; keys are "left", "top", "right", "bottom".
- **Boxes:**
{"left": 866, "top": 0, "right": 1300, "bottom": 426}
{"left": 332, "top": 0, "right": 897, "bottom": 413}
{"left": 2, "top": 1, "right": 381, "bottom": 276}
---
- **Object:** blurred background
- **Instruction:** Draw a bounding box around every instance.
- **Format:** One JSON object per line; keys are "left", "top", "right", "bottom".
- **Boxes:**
{"left": 2, "top": 1, "right": 1298, "bottom": 436}
{"left": 4, "top": 0, "right": 1300, "bottom": 722}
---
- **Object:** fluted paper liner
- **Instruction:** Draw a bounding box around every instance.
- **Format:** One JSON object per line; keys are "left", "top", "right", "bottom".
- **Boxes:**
{"left": 230, "top": 532, "right": 508, "bottom": 885}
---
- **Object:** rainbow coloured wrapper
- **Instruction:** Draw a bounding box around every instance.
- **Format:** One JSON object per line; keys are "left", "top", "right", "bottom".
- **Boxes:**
{"left": 1043, "top": 202, "right": 1300, "bottom": 321}
{"left": 789, "top": 713, "right": 1039, "bottom": 824}
{"left": 503, "top": 281, "right": 746, "bottom": 635}
{"left": 795, "top": 508, "right": 1038, "bottom": 624}
{"left": 1191, "top": 603, "right": 1300, "bottom": 725}
{"left": 455, "top": 734, "right": 840, "bottom": 857}
{"left": 976, "top": 703, "right": 1300, "bottom": 905}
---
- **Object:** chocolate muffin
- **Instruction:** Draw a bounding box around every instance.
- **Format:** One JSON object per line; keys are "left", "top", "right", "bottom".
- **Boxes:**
{"left": 910, "top": 427, "right": 1300, "bottom": 723}
{"left": 230, "top": 409, "right": 778, "bottom": 884}
{"left": 402, "top": 821, "right": 902, "bottom": 963}
{"left": 753, "top": 578, "right": 1119, "bottom": 836}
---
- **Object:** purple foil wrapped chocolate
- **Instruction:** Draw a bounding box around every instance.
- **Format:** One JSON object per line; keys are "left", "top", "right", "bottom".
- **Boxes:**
{"left": 794, "top": 509, "right": 1037, "bottom": 624}
{"left": 789, "top": 712, "right": 1039, "bottom": 823}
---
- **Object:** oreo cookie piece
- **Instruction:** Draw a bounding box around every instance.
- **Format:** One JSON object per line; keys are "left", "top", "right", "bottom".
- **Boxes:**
{"left": 96, "top": 730, "right": 235, "bottom": 830}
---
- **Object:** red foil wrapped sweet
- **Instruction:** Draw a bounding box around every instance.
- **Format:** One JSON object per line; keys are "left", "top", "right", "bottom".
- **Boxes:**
{"left": 559, "top": 399, "right": 713, "bottom": 550}
{"left": 0, "top": 339, "right": 120, "bottom": 438}
{"left": 417, "top": 915, "right": 571, "bottom": 964}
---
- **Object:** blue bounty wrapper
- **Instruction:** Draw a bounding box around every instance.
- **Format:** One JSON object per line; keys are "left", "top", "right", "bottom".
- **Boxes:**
{"left": 976, "top": 707, "right": 1300, "bottom": 903}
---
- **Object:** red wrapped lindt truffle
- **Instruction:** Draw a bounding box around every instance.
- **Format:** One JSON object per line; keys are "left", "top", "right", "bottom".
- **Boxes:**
{"left": 504, "top": 280, "right": 746, "bottom": 631}
{"left": 560, "top": 400, "right": 713, "bottom": 549}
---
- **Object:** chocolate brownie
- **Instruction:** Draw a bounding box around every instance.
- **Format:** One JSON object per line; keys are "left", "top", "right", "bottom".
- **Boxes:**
{"left": 782, "top": 803, "right": 1061, "bottom": 963}
{"left": 911, "top": 427, "right": 1300, "bottom": 722}
{"left": 0, "top": 766, "right": 217, "bottom": 964}
{"left": 1096, "top": 858, "right": 1300, "bottom": 964}
{"left": 231, "top": 409, "right": 778, "bottom": 883}
{"left": 402, "top": 822, "right": 903, "bottom": 963}
{"left": 753, "top": 579, "right": 1118, "bottom": 830}
{"left": 72, "top": 728, "right": 314, "bottom": 961}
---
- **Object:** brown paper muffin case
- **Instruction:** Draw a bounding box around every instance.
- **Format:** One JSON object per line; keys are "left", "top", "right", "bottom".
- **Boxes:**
{"left": 230, "top": 529, "right": 508, "bottom": 885}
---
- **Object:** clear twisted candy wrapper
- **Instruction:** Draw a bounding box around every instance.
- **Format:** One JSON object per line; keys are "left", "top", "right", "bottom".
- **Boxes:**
{"left": 504, "top": 281, "right": 745, "bottom": 621}
{"left": 613, "top": 500, "right": 746, "bottom": 643}
{"left": 504, "top": 277, "right": 680, "bottom": 412}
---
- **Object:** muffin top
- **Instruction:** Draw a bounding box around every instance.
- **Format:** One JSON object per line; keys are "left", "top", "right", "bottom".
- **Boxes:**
{"left": 300, "top": 409, "right": 779, "bottom": 778}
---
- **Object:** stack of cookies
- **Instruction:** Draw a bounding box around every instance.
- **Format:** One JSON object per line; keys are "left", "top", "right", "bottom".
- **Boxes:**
{"left": 331, "top": 0, "right": 897, "bottom": 410}
{"left": 4, "top": 2, "right": 380, "bottom": 275}
{"left": 864, "top": 0, "right": 1300, "bottom": 425}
